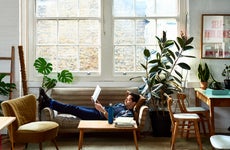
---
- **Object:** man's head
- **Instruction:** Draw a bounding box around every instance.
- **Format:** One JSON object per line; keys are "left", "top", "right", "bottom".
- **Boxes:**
{"left": 124, "top": 92, "right": 140, "bottom": 110}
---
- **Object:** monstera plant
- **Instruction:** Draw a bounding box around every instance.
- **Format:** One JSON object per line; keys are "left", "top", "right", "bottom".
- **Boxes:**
{"left": 0, "top": 73, "right": 16, "bottom": 115}
{"left": 0, "top": 73, "right": 16, "bottom": 97}
{"left": 34, "top": 57, "right": 74, "bottom": 93}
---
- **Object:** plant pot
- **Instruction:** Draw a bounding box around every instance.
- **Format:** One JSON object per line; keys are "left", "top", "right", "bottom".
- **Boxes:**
{"left": 224, "top": 79, "right": 230, "bottom": 89}
{"left": 149, "top": 110, "right": 171, "bottom": 137}
{"left": 200, "top": 82, "right": 208, "bottom": 90}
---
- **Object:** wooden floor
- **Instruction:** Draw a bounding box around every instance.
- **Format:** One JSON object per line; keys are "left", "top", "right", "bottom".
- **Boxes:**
{"left": 0, "top": 132, "right": 217, "bottom": 150}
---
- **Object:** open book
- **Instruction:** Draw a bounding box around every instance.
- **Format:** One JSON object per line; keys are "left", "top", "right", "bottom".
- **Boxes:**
{"left": 114, "top": 117, "right": 136, "bottom": 127}
{"left": 91, "top": 85, "right": 101, "bottom": 103}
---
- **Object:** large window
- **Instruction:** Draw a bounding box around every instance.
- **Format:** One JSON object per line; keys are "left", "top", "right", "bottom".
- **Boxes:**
{"left": 35, "top": 0, "right": 101, "bottom": 73}
{"left": 26, "top": 0, "right": 184, "bottom": 83}
{"left": 113, "top": 0, "right": 178, "bottom": 74}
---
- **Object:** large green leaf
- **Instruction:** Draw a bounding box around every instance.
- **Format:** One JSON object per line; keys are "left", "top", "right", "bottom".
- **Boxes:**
{"left": 177, "top": 62, "right": 191, "bottom": 70}
{"left": 185, "top": 37, "right": 194, "bottom": 45}
{"left": 57, "top": 70, "right": 74, "bottom": 83}
{"left": 0, "top": 74, "right": 16, "bottom": 96}
{"left": 143, "top": 48, "right": 151, "bottom": 58}
{"left": 34, "top": 57, "right": 53, "bottom": 75}
{"left": 183, "top": 45, "right": 194, "bottom": 51}
{"left": 42, "top": 76, "right": 57, "bottom": 90}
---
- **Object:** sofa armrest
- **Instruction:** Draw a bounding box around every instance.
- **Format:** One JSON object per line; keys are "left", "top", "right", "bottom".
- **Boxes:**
{"left": 41, "top": 107, "right": 56, "bottom": 121}
{"left": 138, "top": 105, "right": 148, "bottom": 130}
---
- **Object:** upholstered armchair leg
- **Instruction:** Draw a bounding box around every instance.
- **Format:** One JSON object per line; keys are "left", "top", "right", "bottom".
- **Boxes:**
{"left": 52, "top": 139, "right": 59, "bottom": 150}
{"left": 39, "top": 143, "right": 42, "bottom": 150}
{"left": 25, "top": 143, "right": 28, "bottom": 148}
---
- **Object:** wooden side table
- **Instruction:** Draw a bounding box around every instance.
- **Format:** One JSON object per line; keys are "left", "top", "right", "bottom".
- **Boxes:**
{"left": 0, "top": 117, "right": 16, "bottom": 150}
{"left": 77, "top": 120, "right": 138, "bottom": 150}
{"left": 194, "top": 88, "right": 230, "bottom": 135}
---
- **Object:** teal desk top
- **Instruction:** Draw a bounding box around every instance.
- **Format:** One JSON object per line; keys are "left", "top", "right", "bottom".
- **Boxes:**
{"left": 195, "top": 88, "right": 230, "bottom": 99}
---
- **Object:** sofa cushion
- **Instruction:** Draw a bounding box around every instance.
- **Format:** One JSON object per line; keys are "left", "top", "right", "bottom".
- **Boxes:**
{"left": 53, "top": 114, "right": 80, "bottom": 128}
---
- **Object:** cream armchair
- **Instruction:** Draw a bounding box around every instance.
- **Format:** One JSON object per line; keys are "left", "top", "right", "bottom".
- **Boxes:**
{"left": 1, "top": 94, "right": 59, "bottom": 150}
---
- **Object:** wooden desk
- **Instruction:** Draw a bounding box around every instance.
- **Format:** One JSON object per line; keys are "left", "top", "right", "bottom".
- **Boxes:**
{"left": 0, "top": 117, "right": 16, "bottom": 150}
{"left": 78, "top": 120, "right": 138, "bottom": 150}
{"left": 195, "top": 88, "right": 230, "bottom": 135}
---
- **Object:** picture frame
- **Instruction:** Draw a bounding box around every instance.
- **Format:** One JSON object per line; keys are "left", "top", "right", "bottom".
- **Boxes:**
{"left": 201, "top": 14, "right": 230, "bottom": 59}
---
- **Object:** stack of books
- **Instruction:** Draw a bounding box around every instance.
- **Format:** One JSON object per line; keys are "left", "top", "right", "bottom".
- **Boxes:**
{"left": 114, "top": 117, "right": 136, "bottom": 127}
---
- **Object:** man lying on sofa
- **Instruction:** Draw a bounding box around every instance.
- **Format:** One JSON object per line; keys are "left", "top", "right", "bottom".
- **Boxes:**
{"left": 39, "top": 88, "right": 140, "bottom": 120}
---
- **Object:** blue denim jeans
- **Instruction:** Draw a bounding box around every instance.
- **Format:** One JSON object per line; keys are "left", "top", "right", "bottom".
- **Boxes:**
{"left": 51, "top": 99, "right": 106, "bottom": 120}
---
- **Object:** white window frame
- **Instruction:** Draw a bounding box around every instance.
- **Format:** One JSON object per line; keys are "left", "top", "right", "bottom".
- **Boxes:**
{"left": 20, "top": 0, "right": 188, "bottom": 86}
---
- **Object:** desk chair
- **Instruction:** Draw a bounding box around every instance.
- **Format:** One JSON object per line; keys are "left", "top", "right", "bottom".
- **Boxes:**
{"left": 166, "top": 95, "right": 202, "bottom": 150}
{"left": 210, "top": 135, "right": 230, "bottom": 149}
{"left": 1, "top": 94, "right": 59, "bottom": 150}
{"left": 177, "top": 92, "right": 211, "bottom": 136}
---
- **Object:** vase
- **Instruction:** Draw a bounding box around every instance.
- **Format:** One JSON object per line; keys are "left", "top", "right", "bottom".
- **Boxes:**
{"left": 200, "top": 82, "right": 208, "bottom": 90}
{"left": 149, "top": 110, "right": 171, "bottom": 137}
{"left": 224, "top": 79, "right": 230, "bottom": 89}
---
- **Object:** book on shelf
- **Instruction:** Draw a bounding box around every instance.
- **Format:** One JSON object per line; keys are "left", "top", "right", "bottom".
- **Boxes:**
{"left": 114, "top": 117, "right": 136, "bottom": 127}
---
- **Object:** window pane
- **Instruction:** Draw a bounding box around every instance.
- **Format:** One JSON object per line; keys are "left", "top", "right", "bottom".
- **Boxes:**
{"left": 79, "top": 46, "right": 99, "bottom": 71}
{"left": 156, "top": 19, "right": 177, "bottom": 40}
{"left": 37, "top": 20, "right": 57, "bottom": 44}
{"left": 135, "top": 46, "right": 146, "bottom": 71}
{"left": 58, "top": 0, "right": 78, "bottom": 17}
{"left": 114, "top": 46, "right": 134, "bottom": 72}
{"left": 136, "top": 19, "right": 156, "bottom": 45}
{"left": 36, "top": 0, "right": 57, "bottom": 17}
{"left": 79, "top": 20, "right": 100, "bottom": 45}
{"left": 57, "top": 46, "right": 78, "bottom": 71}
{"left": 156, "top": 0, "right": 177, "bottom": 16}
{"left": 79, "top": 0, "right": 101, "bottom": 17}
{"left": 58, "top": 20, "right": 78, "bottom": 44}
{"left": 113, "top": 0, "right": 134, "bottom": 17}
{"left": 136, "top": 0, "right": 156, "bottom": 17}
{"left": 114, "top": 20, "right": 135, "bottom": 45}
{"left": 36, "top": 45, "right": 57, "bottom": 70}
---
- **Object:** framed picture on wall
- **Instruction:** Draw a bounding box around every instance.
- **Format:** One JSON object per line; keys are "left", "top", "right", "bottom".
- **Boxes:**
{"left": 201, "top": 14, "right": 230, "bottom": 59}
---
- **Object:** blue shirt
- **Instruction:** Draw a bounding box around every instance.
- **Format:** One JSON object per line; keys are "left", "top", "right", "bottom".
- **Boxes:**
{"left": 105, "top": 103, "right": 134, "bottom": 118}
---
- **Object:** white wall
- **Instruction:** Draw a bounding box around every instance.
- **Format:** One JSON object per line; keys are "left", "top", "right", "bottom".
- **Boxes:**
{"left": 0, "top": 0, "right": 19, "bottom": 133}
{"left": 189, "top": 0, "right": 230, "bottom": 83}
{"left": 0, "top": 0, "right": 20, "bottom": 99}
{"left": 188, "top": 0, "right": 230, "bottom": 133}
{"left": 0, "top": 0, "right": 229, "bottom": 133}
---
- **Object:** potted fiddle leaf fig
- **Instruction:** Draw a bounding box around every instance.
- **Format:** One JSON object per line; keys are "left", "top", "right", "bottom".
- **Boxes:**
{"left": 222, "top": 64, "right": 230, "bottom": 89}
{"left": 130, "top": 31, "right": 195, "bottom": 137}
{"left": 33, "top": 57, "right": 74, "bottom": 93}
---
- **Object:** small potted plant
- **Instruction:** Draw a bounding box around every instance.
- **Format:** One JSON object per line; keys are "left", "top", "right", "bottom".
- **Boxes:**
{"left": 222, "top": 64, "right": 230, "bottom": 89}
{"left": 197, "top": 62, "right": 210, "bottom": 90}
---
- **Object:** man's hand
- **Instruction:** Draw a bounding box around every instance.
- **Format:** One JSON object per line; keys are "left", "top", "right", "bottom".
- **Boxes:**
{"left": 94, "top": 102, "right": 104, "bottom": 112}
{"left": 94, "top": 102, "right": 108, "bottom": 119}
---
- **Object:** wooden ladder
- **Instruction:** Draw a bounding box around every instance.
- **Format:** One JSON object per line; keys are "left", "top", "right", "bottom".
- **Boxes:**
{"left": 0, "top": 46, "right": 15, "bottom": 100}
